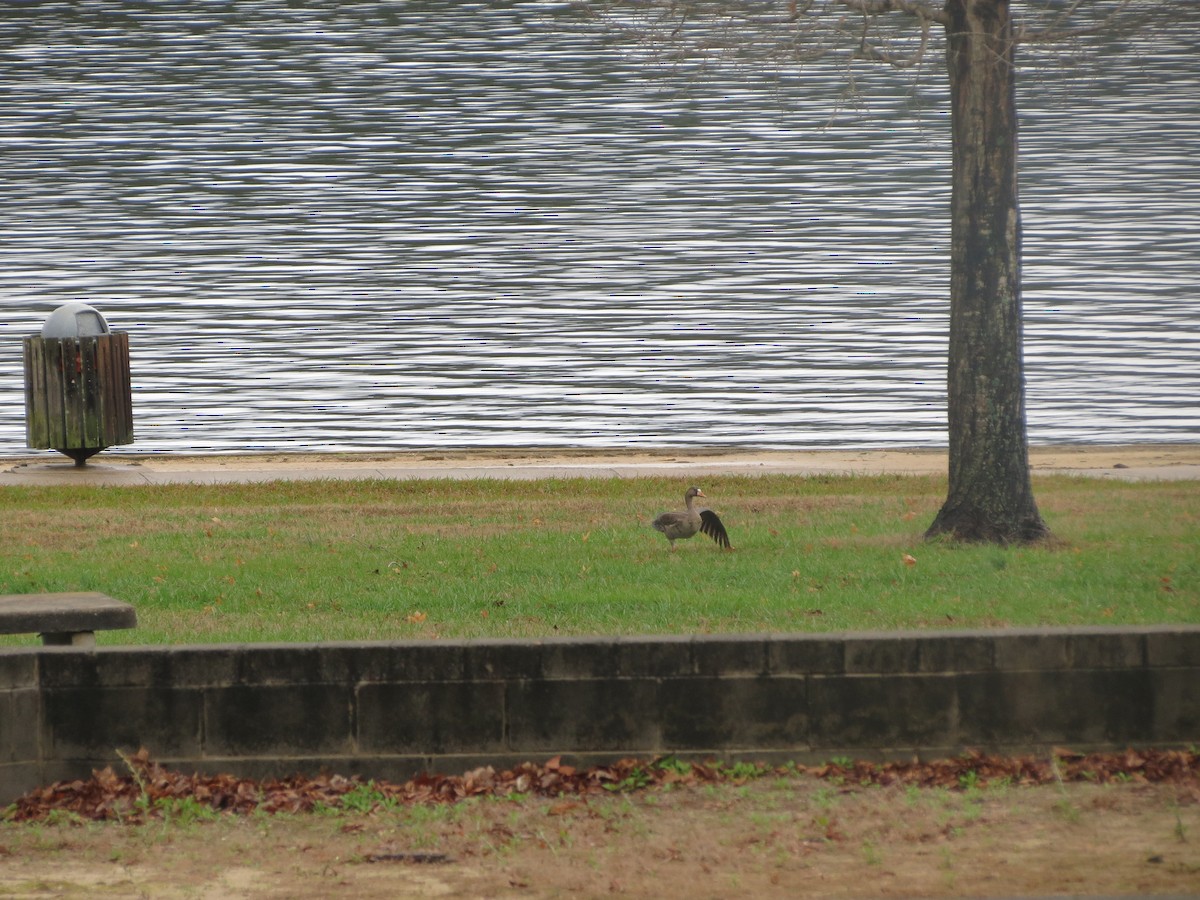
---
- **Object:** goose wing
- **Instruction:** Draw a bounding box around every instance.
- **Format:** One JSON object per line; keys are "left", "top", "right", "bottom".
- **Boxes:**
{"left": 699, "top": 508, "right": 731, "bottom": 549}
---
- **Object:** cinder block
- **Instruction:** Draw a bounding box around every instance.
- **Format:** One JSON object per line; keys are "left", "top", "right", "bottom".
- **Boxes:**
{"left": 1068, "top": 632, "right": 1146, "bottom": 669}
{"left": 614, "top": 635, "right": 694, "bottom": 678}
{"left": 1149, "top": 668, "right": 1200, "bottom": 742}
{"left": 955, "top": 670, "right": 1155, "bottom": 747}
{"left": 309, "top": 643, "right": 396, "bottom": 683}
{"left": 659, "top": 675, "right": 808, "bottom": 750}
{"left": 843, "top": 636, "right": 922, "bottom": 674}
{"left": 506, "top": 678, "right": 661, "bottom": 752}
{"left": 358, "top": 681, "right": 506, "bottom": 754}
{"left": 35, "top": 650, "right": 100, "bottom": 688}
{"left": 234, "top": 644, "right": 326, "bottom": 685}
{"left": 155, "top": 646, "right": 241, "bottom": 687}
{"left": 69, "top": 647, "right": 176, "bottom": 688}
{"left": 540, "top": 638, "right": 619, "bottom": 680}
{"left": 380, "top": 642, "right": 468, "bottom": 682}
{"left": 0, "top": 688, "right": 39, "bottom": 762}
{"left": 690, "top": 635, "right": 770, "bottom": 676}
{"left": 916, "top": 635, "right": 994, "bottom": 673}
{"left": 808, "top": 673, "right": 956, "bottom": 750}
{"left": 0, "top": 652, "right": 37, "bottom": 689}
{"left": 44, "top": 686, "right": 203, "bottom": 758}
{"left": 463, "top": 639, "right": 543, "bottom": 681}
{"left": 1146, "top": 629, "right": 1200, "bottom": 668}
{"left": 992, "top": 631, "right": 1071, "bottom": 671}
{"left": 0, "top": 761, "right": 45, "bottom": 805}
{"left": 204, "top": 684, "right": 353, "bottom": 756}
{"left": 767, "top": 635, "right": 844, "bottom": 675}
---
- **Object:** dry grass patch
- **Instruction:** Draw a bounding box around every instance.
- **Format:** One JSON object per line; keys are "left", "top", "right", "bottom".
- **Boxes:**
{"left": 3, "top": 778, "right": 1196, "bottom": 899}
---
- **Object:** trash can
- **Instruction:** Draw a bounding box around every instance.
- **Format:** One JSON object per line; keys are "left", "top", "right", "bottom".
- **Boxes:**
{"left": 23, "top": 303, "right": 134, "bottom": 465}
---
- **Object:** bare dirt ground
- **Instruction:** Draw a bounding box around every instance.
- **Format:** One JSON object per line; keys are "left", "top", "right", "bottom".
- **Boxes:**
{"left": 3, "top": 776, "right": 1197, "bottom": 899}
{"left": 56, "top": 442, "right": 1200, "bottom": 472}
{"left": 5, "top": 443, "right": 1199, "bottom": 486}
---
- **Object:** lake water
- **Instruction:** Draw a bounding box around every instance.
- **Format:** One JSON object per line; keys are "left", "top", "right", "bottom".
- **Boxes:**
{"left": 1, "top": 2, "right": 1198, "bottom": 457}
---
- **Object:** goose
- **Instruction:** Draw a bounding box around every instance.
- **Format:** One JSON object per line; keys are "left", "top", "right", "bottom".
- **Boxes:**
{"left": 652, "top": 486, "right": 731, "bottom": 550}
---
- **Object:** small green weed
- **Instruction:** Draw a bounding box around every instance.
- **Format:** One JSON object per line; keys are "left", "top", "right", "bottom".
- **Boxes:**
{"left": 155, "top": 796, "right": 221, "bottom": 826}
{"left": 604, "top": 766, "right": 654, "bottom": 792}
{"left": 1053, "top": 797, "right": 1082, "bottom": 824}
{"left": 653, "top": 756, "right": 694, "bottom": 777}
{"left": 861, "top": 840, "right": 882, "bottom": 865}
{"left": 340, "top": 781, "right": 397, "bottom": 814}
{"left": 812, "top": 787, "right": 838, "bottom": 810}
{"left": 718, "top": 761, "right": 766, "bottom": 781}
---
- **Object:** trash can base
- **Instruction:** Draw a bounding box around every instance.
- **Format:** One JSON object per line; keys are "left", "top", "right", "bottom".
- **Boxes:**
{"left": 60, "top": 447, "right": 103, "bottom": 466}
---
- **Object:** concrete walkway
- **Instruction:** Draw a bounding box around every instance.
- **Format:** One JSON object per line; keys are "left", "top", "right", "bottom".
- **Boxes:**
{"left": 2, "top": 445, "right": 1199, "bottom": 486}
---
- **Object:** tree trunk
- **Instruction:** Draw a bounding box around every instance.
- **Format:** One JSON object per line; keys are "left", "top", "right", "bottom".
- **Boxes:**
{"left": 925, "top": 0, "right": 1049, "bottom": 544}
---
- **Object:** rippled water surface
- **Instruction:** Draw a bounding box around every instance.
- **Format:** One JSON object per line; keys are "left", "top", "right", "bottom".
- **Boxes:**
{"left": 1, "top": 2, "right": 1197, "bottom": 455}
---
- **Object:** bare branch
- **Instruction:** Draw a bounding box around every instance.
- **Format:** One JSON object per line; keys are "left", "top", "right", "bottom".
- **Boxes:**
{"left": 1015, "top": 0, "right": 1178, "bottom": 45}
{"left": 855, "top": 11, "right": 932, "bottom": 68}
{"left": 838, "top": 0, "right": 949, "bottom": 27}
{"left": 581, "top": 0, "right": 946, "bottom": 70}
{"left": 581, "top": 0, "right": 1188, "bottom": 76}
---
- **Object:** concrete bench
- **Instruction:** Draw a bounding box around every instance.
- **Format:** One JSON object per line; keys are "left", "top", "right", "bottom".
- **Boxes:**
{"left": 0, "top": 591, "right": 137, "bottom": 647}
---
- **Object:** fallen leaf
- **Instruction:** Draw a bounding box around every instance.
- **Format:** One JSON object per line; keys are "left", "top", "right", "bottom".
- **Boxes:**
{"left": 7, "top": 748, "right": 1197, "bottom": 825}
{"left": 903, "top": 554, "right": 917, "bottom": 567}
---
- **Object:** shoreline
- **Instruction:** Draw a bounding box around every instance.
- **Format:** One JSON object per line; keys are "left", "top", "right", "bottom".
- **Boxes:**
{"left": 2, "top": 443, "right": 1198, "bottom": 485}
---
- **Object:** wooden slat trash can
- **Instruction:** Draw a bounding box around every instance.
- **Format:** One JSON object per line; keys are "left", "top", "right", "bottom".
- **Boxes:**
{"left": 23, "top": 303, "right": 134, "bottom": 466}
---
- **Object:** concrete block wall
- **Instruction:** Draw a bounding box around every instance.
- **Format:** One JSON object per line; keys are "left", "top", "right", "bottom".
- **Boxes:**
{"left": 3, "top": 626, "right": 1199, "bottom": 804}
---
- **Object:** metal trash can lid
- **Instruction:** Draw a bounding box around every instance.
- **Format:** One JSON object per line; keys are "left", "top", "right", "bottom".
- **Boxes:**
{"left": 41, "top": 303, "right": 111, "bottom": 338}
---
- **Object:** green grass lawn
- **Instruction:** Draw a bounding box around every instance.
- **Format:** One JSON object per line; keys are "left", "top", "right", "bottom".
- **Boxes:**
{"left": 1, "top": 473, "right": 1196, "bottom": 645}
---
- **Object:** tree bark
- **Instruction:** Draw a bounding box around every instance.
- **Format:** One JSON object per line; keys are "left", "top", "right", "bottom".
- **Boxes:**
{"left": 925, "top": 0, "right": 1049, "bottom": 543}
